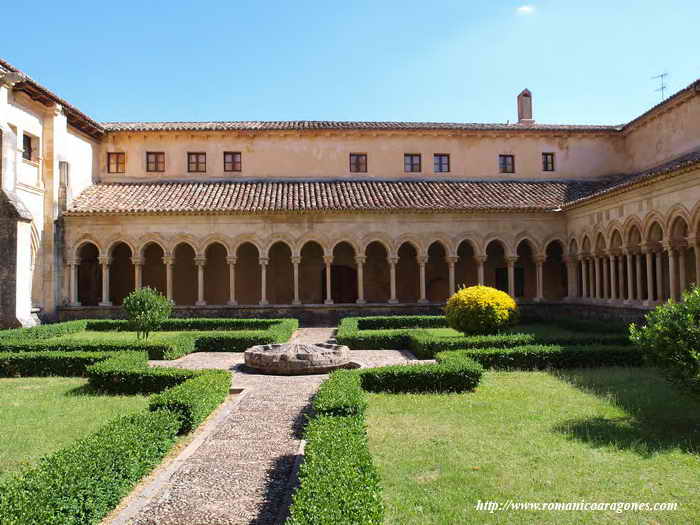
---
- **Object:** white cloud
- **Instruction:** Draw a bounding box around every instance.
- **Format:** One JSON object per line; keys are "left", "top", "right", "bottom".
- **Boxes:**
{"left": 516, "top": 5, "right": 536, "bottom": 15}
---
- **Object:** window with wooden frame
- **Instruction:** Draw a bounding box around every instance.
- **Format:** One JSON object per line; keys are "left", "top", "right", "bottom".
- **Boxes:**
{"left": 224, "top": 151, "right": 242, "bottom": 172}
{"left": 542, "top": 152, "right": 555, "bottom": 172}
{"left": 107, "top": 152, "right": 126, "bottom": 173}
{"left": 404, "top": 153, "right": 421, "bottom": 173}
{"left": 499, "top": 154, "right": 515, "bottom": 174}
{"left": 146, "top": 152, "right": 165, "bottom": 172}
{"left": 433, "top": 153, "right": 450, "bottom": 173}
{"left": 187, "top": 152, "right": 206, "bottom": 173}
{"left": 22, "top": 134, "right": 34, "bottom": 161}
{"left": 349, "top": 153, "right": 367, "bottom": 173}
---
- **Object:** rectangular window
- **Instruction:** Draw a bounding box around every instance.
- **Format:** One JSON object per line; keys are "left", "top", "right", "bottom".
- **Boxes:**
{"left": 107, "top": 152, "right": 126, "bottom": 173}
{"left": 499, "top": 154, "right": 515, "bottom": 174}
{"left": 542, "top": 152, "right": 555, "bottom": 172}
{"left": 349, "top": 153, "right": 367, "bottom": 173}
{"left": 433, "top": 153, "right": 450, "bottom": 173}
{"left": 146, "top": 152, "right": 165, "bottom": 172}
{"left": 223, "top": 151, "right": 242, "bottom": 172}
{"left": 188, "top": 152, "right": 206, "bottom": 173}
{"left": 22, "top": 134, "right": 33, "bottom": 161}
{"left": 404, "top": 153, "right": 421, "bottom": 173}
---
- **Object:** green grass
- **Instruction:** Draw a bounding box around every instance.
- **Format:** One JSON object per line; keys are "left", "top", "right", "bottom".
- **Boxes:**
{"left": 0, "top": 377, "right": 149, "bottom": 481}
{"left": 366, "top": 368, "right": 700, "bottom": 524}
{"left": 45, "top": 330, "right": 197, "bottom": 343}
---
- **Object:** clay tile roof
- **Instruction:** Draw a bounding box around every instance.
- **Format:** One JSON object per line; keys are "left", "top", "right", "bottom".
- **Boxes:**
{"left": 66, "top": 179, "right": 606, "bottom": 216}
{"left": 100, "top": 120, "right": 620, "bottom": 133}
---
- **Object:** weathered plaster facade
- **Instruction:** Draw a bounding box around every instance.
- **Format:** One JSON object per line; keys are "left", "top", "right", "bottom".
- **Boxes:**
{"left": 1, "top": 56, "right": 699, "bottom": 326}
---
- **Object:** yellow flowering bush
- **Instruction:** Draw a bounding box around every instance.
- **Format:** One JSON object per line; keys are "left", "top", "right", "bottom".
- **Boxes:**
{"left": 444, "top": 285, "right": 518, "bottom": 335}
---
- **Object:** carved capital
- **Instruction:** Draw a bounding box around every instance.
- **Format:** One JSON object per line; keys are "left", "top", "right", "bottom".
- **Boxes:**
{"left": 354, "top": 255, "right": 366, "bottom": 264}
{"left": 323, "top": 255, "right": 334, "bottom": 265}
{"left": 417, "top": 255, "right": 429, "bottom": 265}
{"left": 194, "top": 256, "right": 207, "bottom": 267}
{"left": 388, "top": 256, "right": 399, "bottom": 265}
{"left": 98, "top": 256, "right": 112, "bottom": 266}
{"left": 505, "top": 256, "right": 519, "bottom": 265}
{"left": 291, "top": 255, "right": 301, "bottom": 264}
{"left": 445, "top": 256, "right": 459, "bottom": 264}
{"left": 534, "top": 255, "right": 546, "bottom": 264}
{"left": 473, "top": 255, "right": 487, "bottom": 264}
{"left": 131, "top": 256, "right": 144, "bottom": 266}
{"left": 259, "top": 257, "right": 269, "bottom": 266}
{"left": 66, "top": 257, "right": 81, "bottom": 266}
{"left": 162, "top": 255, "right": 174, "bottom": 265}
{"left": 226, "top": 255, "right": 238, "bottom": 265}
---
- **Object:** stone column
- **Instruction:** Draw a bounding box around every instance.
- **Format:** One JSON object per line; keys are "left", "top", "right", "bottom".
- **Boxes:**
{"left": 694, "top": 241, "right": 700, "bottom": 288}
{"left": 68, "top": 258, "right": 80, "bottom": 306}
{"left": 194, "top": 256, "right": 206, "bottom": 306}
{"left": 446, "top": 256, "right": 458, "bottom": 296}
{"left": 291, "top": 256, "right": 301, "bottom": 305}
{"left": 259, "top": 257, "right": 269, "bottom": 306}
{"left": 534, "top": 255, "right": 545, "bottom": 301}
{"left": 506, "top": 256, "right": 517, "bottom": 298}
{"left": 163, "top": 255, "right": 174, "bottom": 302}
{"left": 417, "top": 255, "right": 428, "bottom": 303}
{"left": 609, "top": 254, "right": 617, "bottom": 302}
{"left": 355, "top": 255, "right": 366, "bottom": 304}
{"left": 131, "top": 256, "right": 143, "bottom": 290}
{"left": 643, "top": 248, "right": 654, "bottom": 305}
{"left": 98, "top": 256, "right": 112, "bottom": 306}
{"left": 475, "top": 255, "right": 486, "bottom": 285}
{"left": 226, "top": 256, "right": 237, "bottom": 305}
{"left": 655, "top": 251, "right": 663, "bottom": 302}
{"left": 601, "top": 256, "right": 609, "bottom": 300}
{"left": 618, "top": 255, "right": 625, "bottom": 300}
{"left": 323, "top": 255, "right": 333, "bottom": 305}
{"left": 388, "top": 257, "right": 399, "bottom": 304}
{"left": 635, "top": 253, "right": 643, "bottom": 302}
{"left": 666, "top": 244, "right": 677, "bottom": 302}
{"left": 625, "top": 250, "right": 634, "bottom": 303}
{"left": 563, "top": 256, "right": 577, "bottom": 299}
{"left": 582, "top": 258, "right": 589, "bottom": 298}
{"left": 594, "top": 256, "right": 601, "bottom": 300}
{"left": 678, "top": 248, "right": 687, "bottom": 297}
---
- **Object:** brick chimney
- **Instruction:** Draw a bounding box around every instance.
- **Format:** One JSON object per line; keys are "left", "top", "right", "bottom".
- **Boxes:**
{"left": 517, "top": 89, "right": 534, "bottom": 124}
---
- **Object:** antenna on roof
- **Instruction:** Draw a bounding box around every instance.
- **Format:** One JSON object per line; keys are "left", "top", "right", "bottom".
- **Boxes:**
{"left": 652, "top": 72, "right": 669, "bottom": 101}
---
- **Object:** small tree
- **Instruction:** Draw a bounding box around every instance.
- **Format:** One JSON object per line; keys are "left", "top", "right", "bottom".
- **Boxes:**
{"left": 445, "top": 285, "right": 518, "bottom": 335}
{"left": 630, "top": 286, "right": 700, "bottom": 395}
{"left": 122, "top": 287, "right": 173, "bottom": 340}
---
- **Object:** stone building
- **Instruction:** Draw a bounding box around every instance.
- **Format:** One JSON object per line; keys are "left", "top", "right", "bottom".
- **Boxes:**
{"left": 1, "top": 56, "right": 699, "bottom": 327}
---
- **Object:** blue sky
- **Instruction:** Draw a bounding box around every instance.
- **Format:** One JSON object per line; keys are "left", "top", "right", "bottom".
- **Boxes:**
{"left": 2, "top": 1, "right": 698, "bottom": 124}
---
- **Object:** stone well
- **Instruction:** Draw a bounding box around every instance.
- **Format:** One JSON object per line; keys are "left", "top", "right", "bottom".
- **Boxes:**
{"left": 243, "top": 342, "right": 352, "bottom": 375}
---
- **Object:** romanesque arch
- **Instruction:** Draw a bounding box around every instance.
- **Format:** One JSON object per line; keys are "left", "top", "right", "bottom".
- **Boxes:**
{"left": 267, "top": 241, "right": 294, "bottom": 305}
{"left": 396, "top": 241, "right": 420, "bottom": 303}
{"left": 364, "top": 241, "right": 390, "bottom": 303}
{"left": 330, "top": 241, "right": 358, "bottom": 303}
{"left": 204, "top": 242, "right": 229, "bottom": 305}
{"left": 299, "top": 241, "right": 325, "bottom": 304}
{"left": 108, "top": 241, "right": 134, "bottom": 305}
{"left": 236, "top": 242, "right": 261, "bottom": 305}
{"left": 426, "top": 241, "right": 450, "bottom": 302}
{"left": 77, "top": 241, "right": 101, "bottom": 306}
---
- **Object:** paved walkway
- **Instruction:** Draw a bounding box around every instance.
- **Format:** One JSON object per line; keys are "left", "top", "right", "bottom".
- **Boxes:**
{"left": 114, "top": 328, "right": 415, "bottom": 525}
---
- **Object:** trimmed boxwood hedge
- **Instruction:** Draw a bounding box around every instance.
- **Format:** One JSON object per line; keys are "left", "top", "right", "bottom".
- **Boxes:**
{"left": 0, "top": 410, "right": 180, "bottom": 525}
{"left": 0, "top": 320, "right": 88, "bottom": 341}
{"left": 0, "top": 351, "right": 108, "bottom": 377}
{"left": 436, "top": 344, "right": 644, "bottom": 370}
{"left": 360, "top": 358, "right": 483, "bottom": 393}
{"left": 287, "top": 415, "right": 384, "bottom": 525}
{"left": 149, "top": 370, "right": 231, "bottom": 433}
{"left": 85, "top": 317, "right": 294, "bottom": 332}
{"left": 313, "top": 370, "right": 367, "bottom": 417}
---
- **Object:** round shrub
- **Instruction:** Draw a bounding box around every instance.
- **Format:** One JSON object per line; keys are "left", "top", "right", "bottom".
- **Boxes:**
{"left": 630, "top": 286, "right": 700, "bottom": 395}
{"left": 123, "top": 287, "right": 173, "bottom": 340}
{"left": 444, "top": 285, "right": 518, "bottom": 335}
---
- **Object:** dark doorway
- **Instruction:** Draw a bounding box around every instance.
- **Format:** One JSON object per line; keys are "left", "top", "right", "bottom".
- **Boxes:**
{"left": 322, "top": 265, "right": 358, "bottom": 303}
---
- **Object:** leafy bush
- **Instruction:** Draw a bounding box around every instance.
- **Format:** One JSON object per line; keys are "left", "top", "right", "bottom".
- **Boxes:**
{"left": 437, "top": 344, "right": 644, "bottom": 370}
{"left": 0, "top": 320, "right": 88, "bottom": 341}
{"left": 0, "top": 351, "right": 108, "bottom": 377}
{"left": 0, "top": 410, "right": 179, "bottom": 525}
{"left": 445, "top": 285, "right": 518, "bottom": 335}
{"left": 149, "top": 370, "right": 230, "bottom": 433}
{"left": 122, "top": 287, "right": 173, "bottom": 340}
{"left": 287, "top": 415, "right": 384, "bottom": 525}
{"left": 313, "top": 370, "right": 367, "bottom": 417}
{"left": 360, "top": 358, "right": 483, "bottom": 393}
{"left": 630, "top": 286, "right": 700, "bottom": 394}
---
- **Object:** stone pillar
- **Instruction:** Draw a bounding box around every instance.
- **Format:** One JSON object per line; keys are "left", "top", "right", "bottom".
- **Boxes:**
{"left": 355, "top": 255, "right": 366, "bottom": 304}
{"left": 678, "top": 248, "right": 687, "bottom": 297}
{"left": 388, "top": 256, "right": 398, "bottom": 304}
{"left": 163, "top": 255, "right": 174, "bottom": 301}
{"left": 609, "top": 254, "right": 617, "bottom": 302}
{"left": 694, "top": 241, "right": 700, "bottom": 288}
{"left": 618, "top": 254, "right": 625, "bottom": 302}
{"left": 259, "top": 257, "right": 269, "bottom": 306}
{"left": 635, "top": 253, "right": 643, "bottom": 302}
{"left": 417, "top": 255, "right": 428, "bottom": 303}
{"left": 625, "top": 251, "right": 634, "bottom": 303}
{"left": 563, "top": 256, "right": 576, "bottom": 299}
{"left": 534, "top": 255, "right": 545, "bottom": 301}
{"left": 582, "top": 258, "right": 589, "bottom": 298}
{"left": 226, "top": 256, "right": 237, "bottom": 305}
{"left": 194, "top": 256, "right": 206, "bottom": 306}
{"left": 666, "top": 244, "right": 677, "bottom": 302}
{"left": 506, "top": 256, "right": 517, "bottom": 298}
{"left": 446, "top": 256, "right": 458, "bottom": 296}
{"left": 323, "top": 255, "right": 333, "bottom": 305}
{"left": 98, "top": 256, "right": 112, "bottom": 306}
{"left": 131, "top": 256, "right": 143, "bottom": 290}
{"left": 291, "top": 256, "right": 301, "bottom": 305}
{"left": 594, "top": 256, "right": 601, "bottom": 300}
{"left": 68, "top": 258, "right": 80, "bottom": 306}
{"left": 602, "top": 256, "right": 609, "bottom": 300}
{"left": 655, "top": 251, "right": 663, "bottom": 302}
{"left": 644, "top": 248, "right": 654, "bottom": 305}
{"left": 475, "top": 255, "right": 486, "bottom": 285}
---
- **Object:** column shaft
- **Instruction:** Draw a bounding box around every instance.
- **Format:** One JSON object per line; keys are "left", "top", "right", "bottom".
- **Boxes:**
{"left": 626, "top": 253, "right": 634, "bottom": 302}
{"left": 355, "top": 256, "right": 366, "bottom": 304}
{"left": 324, "top": 256, "right": 333, "bottom": 305}
{"left": 645, "top": 251, "right": 654, "bottom": 303}
{"left": 668, "top": 249, "right": 678, "bottom": 301}
{"left": 69, "top": 262, "right": 80, "bottom": 306}
{"left": 635, "top": 254, "right": 643, "bottom": 302}
{"left": 227, "top": 257, "right": 237, "bottom": 305}
{"left": 655, "top": 252, "right": 663, "bottom": 301}
{"left": 100, "top": 263, "right": 111, "bottom": 306}
{"left": 678, "top": 249, "right": 687, "bottom": 296}
{"left": 534, "top": 258, "right": 544, "bottom": 301}
{"left": 418, "top": 256, "right": 428, "bottom": 303}
{"left": 292, "top": 257, "right": 301, "bottom": 305}
{"left": 388, "top": 259, "right": 398, "bottom": 304}
{"left": 195, "top": 259, "right": 206, "bottom": 306}
{"left": 610, "top": 255, "right": 617, "bottom": 301}
{"left": 260, "top": 259, "right": 268, "bottom": 305}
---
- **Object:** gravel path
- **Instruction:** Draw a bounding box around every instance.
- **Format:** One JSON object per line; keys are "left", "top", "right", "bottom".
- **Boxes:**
{"left": 120, "top": 328, "right": 416, "bottom": 525}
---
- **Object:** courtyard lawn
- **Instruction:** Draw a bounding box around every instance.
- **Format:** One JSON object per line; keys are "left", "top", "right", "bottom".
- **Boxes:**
{"left": 366, "top": 367, "right": 700, "bottom": 525}
{"left": 0, "top": 377, "right": 149, "bottom": 481}
{"left": 45, "top": 330, "right": 202, "bottom": 343}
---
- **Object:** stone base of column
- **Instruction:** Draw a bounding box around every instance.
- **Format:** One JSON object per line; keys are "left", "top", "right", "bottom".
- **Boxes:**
{"left": 259, "top": 301, "right": 269, "bottom": 306}
{"left": 418, "top": 299, "right": 429, "bottom": 304}
{"left": 533, "top": 296, "right": 544, "bottom": 302}
{"left": 70, "top": 302, "right": 82, "bottom": 307}
{"left": 226, "top": 300, "right": 238, "bottom": 306}
{"left": 356, "top": 299, "right": 366, "bottom": 305}
{"left": 195, "top": 301, "right": 207, "bottom": 306}
{"left": 388, "top": 299, "right": 399, "bottom": 304}
{"left": 324, "top": 300, "right": 334, "bottom": 305}
{"left": 98, "top": 301, "right": 112, "bottom": 307}
{"left": 292, "top": 300, "right": 301, "bottom": 305}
